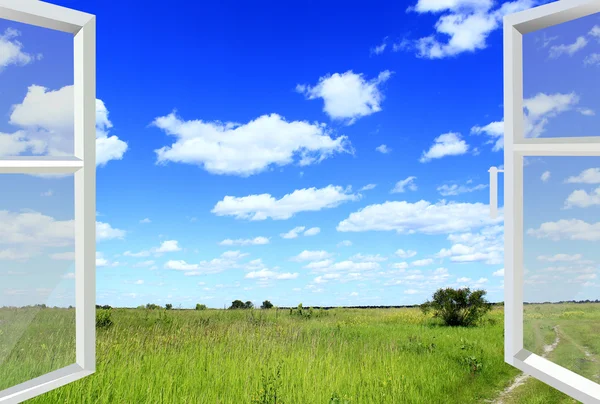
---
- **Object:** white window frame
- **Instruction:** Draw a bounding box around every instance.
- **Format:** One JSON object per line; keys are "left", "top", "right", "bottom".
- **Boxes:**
{"left": 0, "top": 1, "right": 96, "bottom": 402}
{"left": 504, "top": 0, "right": 600, "bottom": 402}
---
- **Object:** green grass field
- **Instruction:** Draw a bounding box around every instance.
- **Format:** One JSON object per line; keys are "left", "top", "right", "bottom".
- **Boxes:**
{"left": 0, "top": 303, "right": 598, "bottom": 403}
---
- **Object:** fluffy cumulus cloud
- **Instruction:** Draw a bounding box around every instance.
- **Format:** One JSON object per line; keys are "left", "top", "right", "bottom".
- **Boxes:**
{"left": 291, "top": 250, "right": 333, "bottom": 262}
{"left": 1, "top": 85, "right": 127, "bottom": 165}
{"left": 376, "top": 144, "right": 391, "bottom": 154}
{"left": 152, "top": 112, "right": 350, "bottom": 176}
{"left": 0, "top": 28, "right": 39, "bottom": 71}
{"left": 565, "top": 168, "right": 600, "bottom": 184}
{"left": 0, "top": 210, "right": 124, "bottom": 261}
{"left": 472, "top": 92, "right": 591, "bottom": 151}
{"left": 528, "top": 219, "right": 600, "bottom": 241}
{"left": 405, "top": 0, "right": 536, "bottom": 59}
{"left": 564, "top": 187, "right": 600, "bottom": 209}
{"left": 337, "top": 199, "right": 502, "bottom": 234}
{"left": 296, "top": 70, "right": 393, "bottom": 125}
{"left": 420, "top": 132, "right": 469, "bottom": 162}
{"left": 212, "top": 185, "right": 360, "bottom": 221}
{"left": 436, "top": 225, "right": 503, "bottom": 265}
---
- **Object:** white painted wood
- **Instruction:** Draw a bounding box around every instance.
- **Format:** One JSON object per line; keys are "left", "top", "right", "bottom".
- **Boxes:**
{"left": 504, "top": 0, "right": 600, "bottom": 401}
{"left": 0, "top": 1, "right": 96, "bottom": 402}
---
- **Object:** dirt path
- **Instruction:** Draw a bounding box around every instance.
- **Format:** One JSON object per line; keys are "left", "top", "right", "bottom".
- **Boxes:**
{"left": 488, "top": 326, "right": 560, "bottom": 404}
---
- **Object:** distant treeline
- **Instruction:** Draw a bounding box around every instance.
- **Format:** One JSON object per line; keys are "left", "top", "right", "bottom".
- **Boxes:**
{"left": 3, "top": 299, "right": 600, "bottom": 310}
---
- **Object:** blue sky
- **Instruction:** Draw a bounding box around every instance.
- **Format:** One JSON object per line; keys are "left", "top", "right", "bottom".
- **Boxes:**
{"left": 1, "top": 0, "right": 600, "bottom": 309}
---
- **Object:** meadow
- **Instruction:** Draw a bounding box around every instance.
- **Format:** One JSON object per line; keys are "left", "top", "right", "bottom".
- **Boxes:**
{"left": 0, "top": 303, "right": 598, "bottom": 403}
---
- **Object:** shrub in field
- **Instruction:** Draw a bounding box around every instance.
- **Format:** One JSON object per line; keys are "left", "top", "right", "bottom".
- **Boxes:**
{"left": 195, "top": 303, "right": 207, "bottom": 310}
{"left": 165, "top": 303, "right": 173, "bottom": 310}
{"left": 96, "top": 308, "right": 113, "bottom": 328}
{"left": 289, "top": 303, "right": 327, "bottom": 319}
{"left": 420, "top": 287, "right": 492, "bottom": 326}
{"left": 251, "top": 363, "right": 283, "bottom": 404}
{"left": 245, "top": 301, "right": 254, "bottom": 309}
{"left": 146, "top": 303, "right": 162, "bottom": 310}
{"left": 261, "top": 300, "right": 273, "bottom": 309}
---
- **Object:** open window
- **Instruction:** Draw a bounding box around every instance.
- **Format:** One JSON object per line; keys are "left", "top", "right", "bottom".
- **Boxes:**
{"left": 0, "top": 1, "right": 96, "bottom": 402}
{"left": 503, "top": 0, "right": 600, "bottom": 401}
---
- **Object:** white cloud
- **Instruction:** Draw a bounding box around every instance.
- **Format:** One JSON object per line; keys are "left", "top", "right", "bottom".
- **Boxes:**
{"left": 134, "top": 280, "right": 144, "bottom": 285}
{"left": 436, "top": 225, "right": 503, "bottom": 265}
{"left": 280, "top": 226, "right": 306, "bottom": 239}
{"left": 304, "top": 259, "right": 336, "bottom": 270}
{"left": 337, "top": 199, "right": 501, "bottom": 234}
{"left": 411, "top": 258, "right": 434, "bottom": 267}
{"left": 219, "top": 237, "right": 270, "bottom": 246}
{"left": 564, "top": 187, "right": 600, "bottom": 209}
{"left": 0, "top": 28, "right": 38, "bottom": 71}
{"left": 337, "top": 240, "right": 353, "bottom": 247}
{"left": 40, "top": 190, "right": 53, "bottom": 197}
{"left": 565, "top": 168, "right": 600, "bottom": 184}
{"left": 549, "top": 36, "right": 588, "bottom": 58}
{"left": 470, "top": 120, "right": 504, "bottom": 151}
{"left": 140, "top": 218, "right": 151, "bottom": 224}
{"left": 528, "top": 219, "right": 600, "bottom": 241}
{"left": 472, "top": 92, "right": 587, "bottom": 150}
{"left": 360, "top": 184, "right": 377, "bottom": 191}
{"left": 370, "top": 37, "right": 388, "bottom": 55}
{"left": 349, "top": 253, "right": 388, "bottom": 262}
{"left": 541, "top": 171, "right": 551, "bottom": 182}
{"left": 537, "top": 254, "right": 582, "bottom": 262}
{"left": 407, "top": 0, "right": 535, "bottom": 59}
{"left": 395, "top": 249, "right": 417, "bottom": 258}
{"left": 96, "top": 252, "right": 119, "bottom": 268}
{"left": 291, "top": 250, "right": 332, "bottom": 262}
{"left": 584, "top": 53, "right": 600, "bottom": 66}
{"left": 296, "top": 70, "right": 393, "bottom": 125}
{"left": 152, "top": 112, "right": 349, "bottom": 176}
{"left": 245, "top": 268, "right": 299, "bottom": 280}
{"left": 304, "top": 227, "right": 321, "bottom": 236}
{"left": 164, "top": 251, "right": 247, "bottom": 275}
{"left": 437, "top": 182, "right": 487, "bottom": 196}
{"left": 391, "top": 176, "right": 417, "bottom": 193}
{"left": 309, "top": 260, "right": 381, "bottom": 273}
{"left": 420, "top": 132, "right": 469, "bottom": 162}
{"left": 376, "top": 144, "right": 391, "bottom": 154}
{"left": 96, "top": 221, "right": 126, "bottom": 241}
{"left": 123, "top": 240, "right": 181, "bottom": 258}
{"left": 5, "top": 85, "right": 127, "bottom": 166}
{"left": 493, "top": 268, "right": 504, "bottom": 276}
{"left": 212, "top": 185, "right": 359, "bottom": 221}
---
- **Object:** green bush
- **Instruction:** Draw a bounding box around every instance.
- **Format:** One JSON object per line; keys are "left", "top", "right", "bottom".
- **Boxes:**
{"left": 165, "top": 303, "right": 173, "bottom": 310}
{"left": 420, "top": 287, "right": 491, "bottom": 327}
{"left": 96, "top": 308, "right": 113, "bottom": 328}
{"left": 261, "top": 300, "right": 273, "bottom": 309}
{"left": 195, "top": 303, "right": 207, "bottom": 310}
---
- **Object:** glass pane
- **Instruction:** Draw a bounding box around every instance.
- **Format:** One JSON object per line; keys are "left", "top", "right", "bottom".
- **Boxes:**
{"left": 523, "top": 156, "right": 600, "bottom": 383}
{"left": 0, "top": 174, "right": 75, "bottom": 390}
{"left": 522, "top": 13, "right": 600, "bottom": 138}
{"left": 0, "top": 18, "right": 74, "bottom": 158}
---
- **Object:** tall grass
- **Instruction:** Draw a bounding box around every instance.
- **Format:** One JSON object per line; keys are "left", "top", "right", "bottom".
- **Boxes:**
{"left": 0, "top": 304, "right": 596, "bottom": 403}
